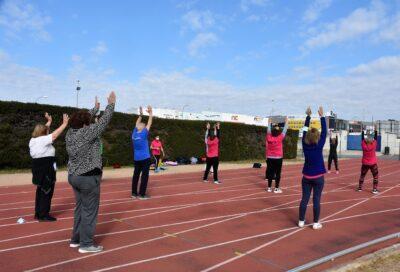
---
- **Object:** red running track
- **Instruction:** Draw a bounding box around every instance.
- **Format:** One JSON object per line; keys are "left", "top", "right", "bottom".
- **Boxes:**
{"left": 0, "top": 158, "right": 399, "bottom": 272}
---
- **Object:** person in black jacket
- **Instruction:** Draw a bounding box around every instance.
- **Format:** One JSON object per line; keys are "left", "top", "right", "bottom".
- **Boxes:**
{"left": 29, "top": 112, "right": 69, "bottom": 222}
{"left": 327, "top": 131, "right": 339, "bottom": 174}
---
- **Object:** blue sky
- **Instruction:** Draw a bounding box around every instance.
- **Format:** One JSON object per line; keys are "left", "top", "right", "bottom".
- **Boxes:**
{"left": 0, "top": 0, "right": 399, "bottom": 120}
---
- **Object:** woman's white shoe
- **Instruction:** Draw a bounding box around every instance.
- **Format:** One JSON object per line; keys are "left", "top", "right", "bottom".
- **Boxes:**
{"left": 312, "top": 222, "right": 322, "bottom": 230}
{"left": 298, "top": 220, "right": 305, "bottom": 228}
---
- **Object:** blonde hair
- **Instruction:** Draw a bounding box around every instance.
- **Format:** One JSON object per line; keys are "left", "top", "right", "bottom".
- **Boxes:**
{"left": 305, "top": 128, "right": 320, "bottom": 145}
{"left": 32, "top": 124, "right": 48, "bottom": 138}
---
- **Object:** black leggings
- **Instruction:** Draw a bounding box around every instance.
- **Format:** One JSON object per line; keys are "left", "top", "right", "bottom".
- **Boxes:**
{"left": 359, "top": 164, "right": 379, "bottom": 190}
{"left": 153, "top": 155, "right": 161, "bottom": 169}
{"left": 203, "top": 157, "right": 219, "bottom": 181}
{"left": 132, "top": 158, "right": 151, "bottom": 196}
{"left": 328, "top": 153, "right": 339, "bottom": 171}
{"left": 266, "top": 158, "right": 283, "bottom": 188}
{"left": 35, "top": 183, "right": 55, "bottom": 218}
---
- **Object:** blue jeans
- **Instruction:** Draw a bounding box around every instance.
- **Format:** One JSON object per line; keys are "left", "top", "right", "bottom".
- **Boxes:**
{"left": 299, "top": 176, "right": 324, "bottom": 223}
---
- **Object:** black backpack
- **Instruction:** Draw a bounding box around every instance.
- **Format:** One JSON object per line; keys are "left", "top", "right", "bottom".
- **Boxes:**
{"left": 253, "top": 163, "right": 262, "bottom": 168}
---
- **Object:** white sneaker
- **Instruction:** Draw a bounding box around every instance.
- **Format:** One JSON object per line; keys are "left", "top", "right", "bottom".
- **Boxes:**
{"left": 69, "top": 243, "right": 80, "bottom": 248}
{"left": 266, "top": 187, "right": 272, "bottom": 192}
{"left": 274, "top": 188, "right": 282, "bottom": 194}
{"left": 372, "top": 189, "right": 379, "bottom": 194}
{"left": 203, "top": 179, "right": 208, "bottom": 183}
{"left": 298, "top": 221, "right": 305, "bottom": 228}
{"left": 79, "top": 245, "right": 103, "bottom": 253}
{"left": 213, "top": 180, "right": 221, "bottom": 184}
{"left": 312, "top": 222, "right": 322, "bottom": 230}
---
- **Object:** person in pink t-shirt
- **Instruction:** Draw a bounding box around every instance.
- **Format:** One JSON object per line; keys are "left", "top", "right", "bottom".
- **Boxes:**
{"left": 150, "top": 136, "right": 164, "bottom": 172}
{"left": 358, "top": 125, "right": 379, "bottom": 194}
{"left": 265, "top": 117, "right": 288, "bottom": 193}
{"left": 203, "top": 122, "right": 221, "bottom": 184}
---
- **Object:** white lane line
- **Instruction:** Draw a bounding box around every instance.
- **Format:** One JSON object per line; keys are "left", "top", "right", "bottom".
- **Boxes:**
{"left": 200, "top": 179, "right": 400, "bottom": 271}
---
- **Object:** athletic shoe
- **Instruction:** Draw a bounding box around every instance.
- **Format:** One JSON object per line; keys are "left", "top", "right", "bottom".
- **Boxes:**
{"left": 213, "top": 180, "right": 221, "bottom": 184}
{"left": 138, "top": 195, "right": 150, "bottom": 200}
{"left": 154, "top": 169, "right": 160, "bottom": 173}
{"left": 78, "top": 245, "right": 103, "bottom": 253}
{"left": 372, "top": 189, "right": 379, "bottom": 194}
{"left": 312, "top": 222, "right": 323, "bottom": 230}
{"left": 131, "top": 194, "right": 138, "bottom": 199}
{"left": 328, "top": 170, "right": 331, "bottom": 174}
{"left": 274, "top": 188, "right": 282, "bottom": 194}
{"left": 69, "top": 243, "right": 80, "bottom": 248}
{"left": 38, "top": 216, "right": 57, "bottom": 222}
{"left": 203, "top": 179, "right": 209, "bottom": 183}
{"left": 298, "top": 221, "right": 305, "bottom": 228}
{"left": 336, "top": 171, "right": 339, "bottom": 174}
{"left": 357, "top": 187, "right": 362, "bottom": 192}
{"left": 266, "top": 187, "right": 272, "bottom": 192}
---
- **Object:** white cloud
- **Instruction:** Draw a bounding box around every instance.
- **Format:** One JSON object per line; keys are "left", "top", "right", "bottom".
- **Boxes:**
{"left": 378, "top": 12, "right": 400, "bottom": 43}
{"left": 303, "top": 1, "right": 385, "bottom": 50}
{"left": 188, "top": 32, "right": 218, "bottom": 57}
{"left": 240, "top": 0, "right": 269, "bottom": 12}
{"left": 1, "top": 48, "right": 399, "bottom": 119}
{"left": 91, "top": 41, "right": 108, "bottom": 55}
{"left": 0, "top": 0, "right": 51, "bottom": 41}
{"left": 303, "top": 0, "right": 333, "bottom": 24}
{"left": 182, "top": 10, "right": 215, "bottom": 31}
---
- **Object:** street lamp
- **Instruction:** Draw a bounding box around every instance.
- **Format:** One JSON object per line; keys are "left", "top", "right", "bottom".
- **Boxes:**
{"left": 181, "top": 104, "right": 189, "bottom": 119}
{"left": 76, "top": 80, "right": 81, "bottom": 108}
{"left": 35, "top": 96, "right": 48, "bottom": 103}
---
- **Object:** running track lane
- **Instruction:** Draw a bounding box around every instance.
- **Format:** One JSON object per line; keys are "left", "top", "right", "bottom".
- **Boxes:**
{"left": 0, "top": 159, "right": 398, "bottom": 271}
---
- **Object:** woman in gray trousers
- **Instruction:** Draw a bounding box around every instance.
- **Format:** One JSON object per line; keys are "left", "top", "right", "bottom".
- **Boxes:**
{"left": 66, "top": 92, "right": 115, "bottom": 253}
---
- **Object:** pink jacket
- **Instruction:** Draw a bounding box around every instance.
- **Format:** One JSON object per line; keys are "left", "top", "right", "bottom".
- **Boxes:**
{"left": 265, "top": 133, "right": 285, "bottom": 159}
{"left": 362, "top": 140, "right": 377, "bottom": 165}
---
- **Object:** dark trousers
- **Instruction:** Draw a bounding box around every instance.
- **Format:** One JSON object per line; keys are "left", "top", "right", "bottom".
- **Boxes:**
{"left": 266, "top": 158, "right": 283, "bottom": 188}
{"left": 328, "top": 153, "right": 339, "bottom": 171}
{"left": 153, "top": 155, "right": 161, "bottom": 170}
{"left": 68, "top": 175, "right": 101, "bottom": 247}
{"left": 132, "top": 158, "right": 151, "bottom": 196}
{"left": 34, "top": 183, "right": 55, "bottom": 218}
{"left": 203, "top": 157, "right": 219, "bottom": 181}
{"left": 299, "top": 176, "right": 324, "bottom": 223}
{"left": 359, "top": 164, "right": 379, "bottom": 190}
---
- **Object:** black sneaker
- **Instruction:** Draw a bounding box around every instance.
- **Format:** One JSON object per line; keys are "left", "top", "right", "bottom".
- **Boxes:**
{"left": 38, "top": 216, "right": 57, "bottom": 222}
{"left": 138, "top": 195, "right": 150, "bottom": 200}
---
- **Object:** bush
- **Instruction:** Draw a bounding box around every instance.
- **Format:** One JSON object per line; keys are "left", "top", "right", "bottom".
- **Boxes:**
{"left": 0, "top": 101, "right": 297, "bottom": 169}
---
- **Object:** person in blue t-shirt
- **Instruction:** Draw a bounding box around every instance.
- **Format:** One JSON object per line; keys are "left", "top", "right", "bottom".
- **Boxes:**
{"left": 131, "top": 105, "right": 153, "bottom": 200}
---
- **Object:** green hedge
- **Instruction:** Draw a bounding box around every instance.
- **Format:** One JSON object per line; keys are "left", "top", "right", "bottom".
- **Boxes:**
{"left": 0, "top": 101, "right": 298, "bottom": 169}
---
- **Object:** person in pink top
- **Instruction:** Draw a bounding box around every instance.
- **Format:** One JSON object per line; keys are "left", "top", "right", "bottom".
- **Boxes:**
{"left": 150, "top": 136, "right": 164, "bottom": 172}
{"left": 203, "top": 122, "right": 221, "bottom": 184}
{"left": 358, "top": 125, "right": 379, "bottom": 194}
{"left": 265, "top": 117, "right": 288, "bottom": 193}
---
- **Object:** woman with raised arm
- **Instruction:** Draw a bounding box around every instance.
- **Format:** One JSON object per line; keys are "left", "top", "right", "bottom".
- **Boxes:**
{"left": 328, "top": 131, "right": 339, "bottom": 174}
{"left": 298, "top": 106, "right": 327, "bottom": 230}
{"left": 265, "top": 117, "right": 288, "bottom": 193}
{"left": 203, "top": 122, "right": 221, "bottom": 184}
{"left": 132, "top": 106, "right": 153, "bottom": 200}
{"left": 66, "top": 92, "right": 115, "bottom": 253}
{"left": 150, "top": 135, "right": 164, "bottom": 173}
{"left": 358, "top": 124, "right": 379, "bottom": 194}
{"left": 30, "top": 112, "right": 69, "bottom": 222}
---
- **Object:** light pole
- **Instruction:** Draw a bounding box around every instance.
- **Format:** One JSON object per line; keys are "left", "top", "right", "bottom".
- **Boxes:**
{"left": 76, "top": 80, "right": 81, "bottom": 108}
{"left": 181, "top": 104, "right": 188, "bottom": 119}
{"left": 35, "top": 96, "right": 48, "bottom": 103}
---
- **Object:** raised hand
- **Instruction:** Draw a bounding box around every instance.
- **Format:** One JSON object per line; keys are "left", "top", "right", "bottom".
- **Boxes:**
{"left": 62, "top": 114, "right": 70, "bottom": 126}
{"left": 318, "top": 106, "right": 324, "bottom": 117}
{"left": 306, "top": 106, "right": 312, "bottom": 116}
{"left": 285, "top": 116, "right": 288, "bottom": 123}
{"left": 206, "top": 122, "right": 211, "bottom": 130}
{"left": 107, "top": 91, "right": 116, "bottom": 105}
{"left": 146, "top": 105, "right": 153, "bottom": 115}
{"left": 216, "top": 122, "right": 220, "bottom": 129}
{"left": 139, "top": 106, "right": 143, "bottom": 115}
{"left": 44, "top": 112, "right": 52, "bottom": 122}
{"left": 95, "top": 96, "right": 100, "bottom": 109}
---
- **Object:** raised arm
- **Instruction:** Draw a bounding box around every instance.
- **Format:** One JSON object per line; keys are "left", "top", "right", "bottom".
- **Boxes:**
{"left": 51, "top": 114, "right": 69, "bottom": 141}
{"left": 205, "top": 123, "right": 210, "bottom": 143}
{"left": 44, "top": 112, "right": 52, "bottom": 134}
{"left": 136, "top": 106, "right": 143, "bottom": 128}
{"left": 88, "top": 96, "right": 100, "bottom": 117}
{"left": 146, "top": 106, "right": 153, "bottom": 131}
{"left": 302, "top": 106, "right": 312, "bottom": 144}
{"left": 317, "top": 106, "right": 327, "bottom": 147}
{"left": 282, "top": 116, "right": 288, "bottom": 136}
{"left": 215, "top": 122, "right": 221, "bottom": 138}
{"left": 335, "top": 135, "right": 338, "bottom": 147}
{"left": 361, "top": 129, "right": 365, "bottom": 142}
